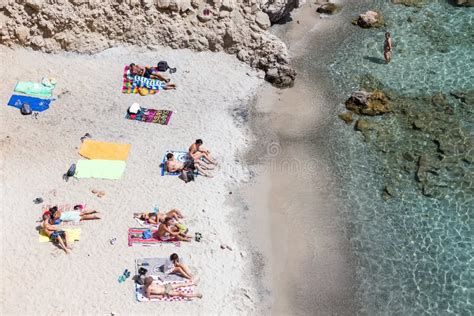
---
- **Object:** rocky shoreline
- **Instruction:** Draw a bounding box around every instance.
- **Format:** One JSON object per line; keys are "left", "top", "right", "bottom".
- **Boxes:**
{"left": 0, "top": 0, "right": 300, "bottom": 87}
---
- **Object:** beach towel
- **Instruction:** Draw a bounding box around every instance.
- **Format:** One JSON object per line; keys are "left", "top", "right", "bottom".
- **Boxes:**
{"left": 40, "top": 204, "right": 85, "bottom": 227}
{"left": 74, "top": 160, "right": 126, "bottom": 180}
{"left": 79, "top": 140, "right": 131, "bottom": 161}
{"left": 38, "top": 228, "right": 81, "bottom": 242}
{"left": 126, "top": 108, "right": 173, "bottom": 125}
{"left": 135, "top": 280, "right": 194, "bottom": 302}
{"left": 128, "top": 228, "right": 180, "bottom": 247}
{"left": 122, "top": 65, "right": 166, "bottom": 95}
{"left": 8, "top": 95, "right": 52, "bottom": 112}
{"left": 161, "top": 151, "right": 200, "bottom": 176}
{"left": 14, "top": 81, "right": 55, "bottom": 98}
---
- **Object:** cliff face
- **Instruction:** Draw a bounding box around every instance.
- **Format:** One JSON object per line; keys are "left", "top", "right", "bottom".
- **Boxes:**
{"left": 0, "top": 0, "right": 297, "bottom": 87}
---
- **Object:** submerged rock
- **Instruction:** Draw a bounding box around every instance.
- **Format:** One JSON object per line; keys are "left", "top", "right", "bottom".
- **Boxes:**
{"left": 391, "top": 0, "right": 432, "bottom": 7}
{"left": 450, "top": 0, "right": 474, "bottom": 7}
{"left": 345, "top": 90, "right": 390, "bottom": 116}
{"left": 338, "top": 111, "right": 354, "bottom": 124}
{"left": 353, "top": 10, "right": 385, "bottom": 28}
{"left": 316, "top": 2, "right": 340, "bottom": 15}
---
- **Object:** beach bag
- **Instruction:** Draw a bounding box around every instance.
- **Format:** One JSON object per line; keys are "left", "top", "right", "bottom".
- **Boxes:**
{"left": 128, "top": 103, "right": 141, "bottom": 114}
{"left": 63, "top": 163, "right": 76, "bottom": 182}
{"left": 20, "top": 102, "right": 32, "bottom": 115}
{"left": 179, "top": 170, "right": 195, "bottom": 183}
{"left": 157, "top": 61, "right": 169, "bottom": 72}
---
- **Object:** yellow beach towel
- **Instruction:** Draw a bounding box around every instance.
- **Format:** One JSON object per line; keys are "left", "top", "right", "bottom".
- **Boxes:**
{"left": 79, "top": 139, "right": 131, "bottom": 161}
{"left": 38, "top": 228, "right": 81, "bottom": 243}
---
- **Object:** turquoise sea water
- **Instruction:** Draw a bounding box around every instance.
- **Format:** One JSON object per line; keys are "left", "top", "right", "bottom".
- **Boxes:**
{"left": 327, "top": 1, "right": 473, "bottom": 315}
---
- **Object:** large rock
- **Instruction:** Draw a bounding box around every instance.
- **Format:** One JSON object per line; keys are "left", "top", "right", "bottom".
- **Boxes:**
{"left": 15, "top": 26, "right": 30, "bottom": 44}
{"left": 353, "top": 10, "right": 385, "bottom": 28}
{"left": 261, "top": 0, "right": 299, "bottom": 23}
{"left": 255, "top": 11, "right": 271, "bottom": 29}
{"left": 345, "top": 90, "right": 390, "bottom": 115}
{"left": 265, "top": 66, "right": 296, "bottom": 88}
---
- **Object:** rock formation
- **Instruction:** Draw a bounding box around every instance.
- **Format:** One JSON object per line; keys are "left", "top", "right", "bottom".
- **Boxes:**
{"left": 260, "top": 0, "right": 299, "bottom": 23}
{"left": 316, "top": 2, "right": 340, "bottom": 15}
{"left": 0, "top": 0, "right": 297, "bottom": 87}
{"left": 451, "top": 0, "right": 474, "bottom": 6}
{"left": 353, "top": 10, "right": 385, "bottom": 28}
{"left": 345, "top": 90, "right": 390, "bottom": 116}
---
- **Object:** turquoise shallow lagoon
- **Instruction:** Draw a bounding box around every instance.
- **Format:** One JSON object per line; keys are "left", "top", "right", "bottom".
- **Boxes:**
{"left": 326, "top": 0, "right": 473, "bottom": 314}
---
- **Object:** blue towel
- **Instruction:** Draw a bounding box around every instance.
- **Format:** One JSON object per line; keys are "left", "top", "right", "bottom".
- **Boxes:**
{"left": 7, "top": 95, "right": 52, "bottom": 112}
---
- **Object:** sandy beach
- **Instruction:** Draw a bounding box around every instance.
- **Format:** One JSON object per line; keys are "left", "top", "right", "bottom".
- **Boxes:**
{"left": 0, "top": 45, "right": 266, "bottom": 315}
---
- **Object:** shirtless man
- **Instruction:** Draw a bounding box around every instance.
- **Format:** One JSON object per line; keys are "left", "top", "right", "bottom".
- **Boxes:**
{"left": 134, "top": 208, "right": 184, "bottom": 225}
{"left": 188, "top": 139, "right": 216, "bottom": 165}
{"left": 129, "top": 63, "right": 176, "bottom": 90}
{"left": 165, "top": 153, "right": 212, "bottom": 177}
{"left": 157, "top": 217, "right": 191, "bottom": 242}
{"left": 384, "top": 32, "right": 393, "bottom": 64}
{"left": 143, "top": 276, "right": 202, "bottom": 300}
{"left": 41, "top": 213, "right": 71, "bottom": 254}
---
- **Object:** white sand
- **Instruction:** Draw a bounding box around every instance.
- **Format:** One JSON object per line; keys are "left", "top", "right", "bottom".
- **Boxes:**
{"left": 0, "top": 46, "right": 264, "bottom": 315}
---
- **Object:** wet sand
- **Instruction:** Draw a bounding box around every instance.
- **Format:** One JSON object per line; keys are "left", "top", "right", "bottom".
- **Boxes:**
{"left": 243, "top": 2, "right": 363, "bottom": 315}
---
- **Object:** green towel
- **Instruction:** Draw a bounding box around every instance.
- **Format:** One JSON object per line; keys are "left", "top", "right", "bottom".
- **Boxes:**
{"left": 14, "top": 81, "right": 55, "bottom": 98}
{"left": 74, "top": 160, "right": 126, "bottom": 180}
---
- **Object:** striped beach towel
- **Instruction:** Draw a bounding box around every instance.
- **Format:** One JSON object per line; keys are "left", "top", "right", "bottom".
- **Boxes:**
{"left": 128, "top": 228, "right": 181, "bottom": 247}
{"left": 122, "top": 65, "right": 166, "bottom": 95}
{"left": 125, "top": 107, "right": 173, "bottom": 125}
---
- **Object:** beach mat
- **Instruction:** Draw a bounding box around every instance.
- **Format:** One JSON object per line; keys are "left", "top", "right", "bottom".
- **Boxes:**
{"left": 79, "top": 140, "right": 131, "bottom": 161}
{"left": 40, "top": 204, "right": 85, "bottom": 227}
{"left": 38, "top": 228, "right": 81, "bottom": 243}
{"left": 74, "top": 160, "right": 126, "bottom": 180}
{"left": 125, "top": 108, "right": 173, "bottom": 125}
{"left": 128, "top": 228, "right": 180, "bottom": 247}
{"left": 8, "top": 95, "right": 52, "bottom": 112}
{"left": 14, "top": 81, "right": 55, "bottom": 98}
{"left": 122, "top": 65, "right": 166, "bottom": 95}
{"left": 161, "top": 151, "right": 199, "bottom": 176}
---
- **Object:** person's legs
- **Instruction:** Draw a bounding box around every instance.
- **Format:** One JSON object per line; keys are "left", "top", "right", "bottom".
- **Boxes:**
{"left": 194, "top": 163, "right": 213, "bottom": 178}
{"left": 176, "top": 263, "right": 193, "bottom": 279}
{"left": 172, "top": 266, "right": 193, "bottom": 280}
{"left": 80, "top": 214, "right": 101, "bottom": 221}
{"left": 166, "top": 209, "right": 183, "bottom": 219}
{"left": 55, "top": 236, "right": 70, "bottom": 254}
{"left": 81, "top": 210, "right": 98, "bottom": 215}
{"left": 165, "top": 83, "right": 176, "bottom": 90}
{"left": 169, "top": 290, "right": 203, "bottom": 299}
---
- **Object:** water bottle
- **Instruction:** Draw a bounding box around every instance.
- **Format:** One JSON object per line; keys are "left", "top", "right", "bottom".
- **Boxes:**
{"left": 153, "top": 204, "right": 159, "bottom": 213}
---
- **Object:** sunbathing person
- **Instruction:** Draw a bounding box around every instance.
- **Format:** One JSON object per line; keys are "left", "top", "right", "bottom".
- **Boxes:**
{"left": 188, "top": 139, "right": 217, "bottom": 165}
{"left": 41, "top": 213, "right": 70, "bottom": 254}
{"left": 49, "top": 205, "right": 100, "bottom": 224}
{"left": 165, "top": 153, "right": 213, "bottom": 177}
{"left": 157, "top": 217, "right": 191, "bottom": 242}
{"left": 134, "top": 208, "right": 184, "bottom": 225}
{"left": 143, "top": 276, "right": 202, "bottom": 300}
{"left": 163, "top": 253, "right": 194, "bottom": 280}
{"left": 129, "top": 63, "right": 176, "bottom": 90}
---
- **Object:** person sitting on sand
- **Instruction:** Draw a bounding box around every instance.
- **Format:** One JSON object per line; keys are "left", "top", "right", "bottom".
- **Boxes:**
{"left": 157, "top": 217, "right": 191, "bottom": 242}
{"left": 129, "top": 63, "right": 176, "bottom": 90}
{"left": 165, "top": 153, "right": 213, "bottom": 178}
{"left": 163, "top": 253, "right": 194, "bottom": 280}
{"left": 41, "top": 213, "right": 71, "bottom": 254}
{"left": 49, "top": 205, "right": 101, "bottom": 224}
{"left": 143, "top": 276, "right": 202, "bottom": 300}
{"left": 134, "top": 208, "right": 184, "bottom": 225}
{"left": 188, "top": 139, "right": 217, "bottom": 165}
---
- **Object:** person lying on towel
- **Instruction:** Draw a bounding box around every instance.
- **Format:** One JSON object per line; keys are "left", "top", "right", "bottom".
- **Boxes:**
{"left": 143, "top": 277, "right": 202, "bottom": 300}
{"left": 165, "top": 153, "right": 213, "bottom": 177}
{"left": 41, "top": 213, "right": 71, "bottom": 255}
{"left": 129, "top": 63, "right": 176, "bottom": 90}
{"left": 49, "top": 205, "right": 101, "bottom": 224}
{"left": 157, "top": 217, "right": 191, "bottom": 242}
{"left": 134, "top": 208, "right": 184, "bottom": 225}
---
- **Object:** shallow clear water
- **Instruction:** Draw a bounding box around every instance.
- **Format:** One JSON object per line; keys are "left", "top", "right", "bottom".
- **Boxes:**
{"left": 326, "top": 1, "right": 474, "bottom": 315}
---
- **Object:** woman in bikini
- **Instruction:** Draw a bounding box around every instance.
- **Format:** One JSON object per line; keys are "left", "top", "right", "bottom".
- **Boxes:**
{"left": 134, "top": 208, "right": 184, "bottom": 225}
{"left": 384, "top": 32, "right": 393, "bottom": 64}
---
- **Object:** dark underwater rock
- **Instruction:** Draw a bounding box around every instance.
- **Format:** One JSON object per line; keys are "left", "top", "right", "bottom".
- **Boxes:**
{"left": 345, "top": 90, "right": 390, "bottom": 116}
{"left": 353, "top": 10, "right": 385, "bottom": 28}
{"left": 338, "top": 111, "right": 354, "bottom": 124}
